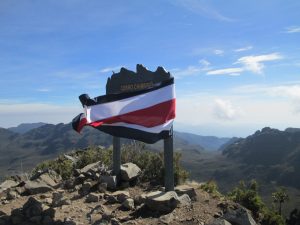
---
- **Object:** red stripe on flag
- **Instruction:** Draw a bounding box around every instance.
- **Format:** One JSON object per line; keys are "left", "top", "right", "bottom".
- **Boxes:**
{"left": 77, "top": 117, "right": 87, "bottom": 132}
{"left": 89, "top": 99, "right": 175, "bottom": 128}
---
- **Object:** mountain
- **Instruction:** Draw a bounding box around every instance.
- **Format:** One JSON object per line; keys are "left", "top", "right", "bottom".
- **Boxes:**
{"left": 8, "top": 122, "right": 47, "bottom": 134}
{"left": 174, "top": 131, "right": 231, "bottom": 151}
{"left": 0, "top": 123, "right": 205, "bottom": 179}
{"left": 222, "top": 127, "right": 300, "bottom": 188}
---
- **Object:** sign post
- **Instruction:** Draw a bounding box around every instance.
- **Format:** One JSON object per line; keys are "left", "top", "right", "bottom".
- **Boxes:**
{"left": 106, "top": 64, "right": 174, "bottom": 190}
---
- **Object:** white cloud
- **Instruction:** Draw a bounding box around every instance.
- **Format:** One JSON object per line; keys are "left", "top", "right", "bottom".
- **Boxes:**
{"left": 236, "top": 53, "right": 282, "bottom": 74}
{"left": 212, "top": 98, "right": 241, "bottom": 120}
{"left": 206, "top": 67, "right": 243, "bottom": 76}
{"left": 100, "top": 66, "right": 122, "bottom": 73}
{"left": 171, "top": 0, "right": 234, "bottom": 22}
{"left": 0, "top": 103, "right": 81, "bottom": 128}
{"left": 285, "top": 26, "right": 300, "bottom": 33}
{"left": 36, "top": 88, "right": 51, "bottom": 92}
{"left": 214, "top": 49, "right": 224, "bottom": 55}
{"left": 172, "top": 59, "right": 212, "bottom": 78}
{"left": 234, "top": 46, "right": 253, "bottom": 52}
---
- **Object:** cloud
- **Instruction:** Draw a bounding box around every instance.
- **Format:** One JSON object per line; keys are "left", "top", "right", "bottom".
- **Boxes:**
{"left": 172, "top": 59, "right": 212, "bottom": 78}
{"left": 212, "top": 98, "right": 241, "bottom": 120}
{"left": 234, "top": 46, "right": 253, "bottom": 52}
{"left": 214, "top": 49, "right": 224, "bottom": 55}
{"left": 236, "top": 53, "right": 282, "bottom": 74}
{"left": 171, "top": 0, "right": 234, "bottom": 22}
{"left": 206, "top": 67, "right": 243, "bottom": 76}
{"left": 285, "top": 26, "right": 300, "bottom": 33}
{"left": 0, "top": 103, "right": 81, "bottom": 128}
{"left": 36, "top": 88, "right": 51, "bottom": 92}
{"left": 100, "top": 66, "right": 122, "bottom": 73}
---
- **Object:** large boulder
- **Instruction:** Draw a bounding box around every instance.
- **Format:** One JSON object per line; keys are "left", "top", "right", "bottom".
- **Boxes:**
{"left": 223, "top": 205, "right": 257, "bottom": 225}
{"left": 175, "top": 185, "right": 197, "bottom": 201}
{"left": 100, "top": 175, "right": 117, "bottom": 190}
{"left": 209, "top": 218, "right": 232, "bottom": 225}
{"left": 145, "top": 191, "right": 180, "bottom": 213}
{"left": 120, "top": 163, "right": 141, "bottom": 181}
{"left": 0, "top": 180, "right": 18, "bottom": 196}
{"left": 24, "top": 180, "right": 53, "bottom": 195}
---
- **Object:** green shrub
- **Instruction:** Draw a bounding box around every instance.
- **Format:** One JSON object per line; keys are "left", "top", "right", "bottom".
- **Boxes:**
{"left": 200, "top": 180, "right": 220, "bottom": 197}
{"left": 228, "top": 180, "right": 285, "bottom": 225}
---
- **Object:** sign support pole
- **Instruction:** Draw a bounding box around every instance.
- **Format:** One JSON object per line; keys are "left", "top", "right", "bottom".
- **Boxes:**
{"left": 113, "top": 136, "right": 121, "bottom": 181}
{"left": 164, "top": 127, "right": 174, "bottom": 191}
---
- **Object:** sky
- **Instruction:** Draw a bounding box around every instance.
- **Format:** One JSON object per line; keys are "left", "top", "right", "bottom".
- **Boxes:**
{"left": 0, "top": 0, "right": 300, "bottom": 137}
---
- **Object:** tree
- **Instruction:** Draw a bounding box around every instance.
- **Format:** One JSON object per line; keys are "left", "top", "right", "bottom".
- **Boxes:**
{"left": 272, "top": 187, "right": 289, "bottom": 215}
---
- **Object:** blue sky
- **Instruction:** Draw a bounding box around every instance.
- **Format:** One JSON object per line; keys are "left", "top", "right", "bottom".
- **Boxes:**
{"left": 0, "top": 0, "right": 300, "bottom": 137}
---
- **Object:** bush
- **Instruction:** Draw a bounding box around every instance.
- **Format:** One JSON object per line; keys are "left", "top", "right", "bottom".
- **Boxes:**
{"left": 200, "top": 180, "right": 220, "bottom": 197}
{"left": 228, "top": 180, "right": 285, "bottom": 225}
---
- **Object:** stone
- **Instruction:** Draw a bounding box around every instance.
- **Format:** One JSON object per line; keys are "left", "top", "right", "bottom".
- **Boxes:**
{"left": 178, "top": 194, "right": 191, "bottom": 207}
{"left": 24, "top": 180, "right": 53, "bottom": 195}
{"left": 10, "top": 208, "right": 25, "bottom": 225}
{"left": 23, "top": 197, "right": 44, "bottom": 218}
{"left": 111, "top": 218, "right": 121, "bottom": 225}
{"left": 159, "top": 212, "right": 174, "bottom": 224}
{"left": 6, "top": 189, "right": 18, "bottom": 200}
{"left": 79, "top": 182, "right": 92, "bottom": 196}
{"left": 64, "top": 217, "right": 77, "bottom": 225}
{"left": 42, "top": 215, "right": 55, "bottom": 225}
{"left": 86, "top": 193, "right": 101, "bottom": 203}
{"left": 175, "top": 185, "right": 197, "bottom": 200}
{"left": 100, "top": 175, "right": 117, "bottom": 190}
{"left": 209, "top": 218, "right": 232, "bottom": 225}
{"left": 37, "top": 173, "right": 58, "bottom": 188}
{"left": 134, "top": 194, "right": 146, "bottom": 206}
{"left": 145, "top": 191, "right": 180, "bottom": 213}
{"left": 0, "top": 179, "right": 18, "bottom": 196}
{"left": 98, "top": 182, "right": 107, "bottom": 193}
{"left": 120, "top": 163, "right": 141, "bottom": 181}
{"left": 122, "top": 198, "right": 135, "bottom": 210}
{"left": 52, "top": 192, "right": 71, "bottom": 207}
{"left": 109, "top": 191, "right": 130, "bottom": 203}
{"left": 223, "top": 206, "right": 257, "bottom": 225}
{"left": 29, "top": 215, "right": 42, "bottom": 223}
{"left": 80, "top": 161, "right": 101, "bottom": 174}
{"left": 43, "top": 207, "right": 56, "bottom": 218}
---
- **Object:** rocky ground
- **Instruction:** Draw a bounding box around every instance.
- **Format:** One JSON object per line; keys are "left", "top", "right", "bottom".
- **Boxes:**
{"left": 0, "top": 161, "right": 257, "bottom": 225}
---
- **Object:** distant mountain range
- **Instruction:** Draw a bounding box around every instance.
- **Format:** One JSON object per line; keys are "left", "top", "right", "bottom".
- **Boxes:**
{"left": 0, "top": 122, "right": 230, "bottom": 178}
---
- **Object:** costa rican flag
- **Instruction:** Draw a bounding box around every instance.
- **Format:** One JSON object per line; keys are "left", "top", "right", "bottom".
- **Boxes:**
{"left": 72, "top": 78, "right": 175, "bottom": 144}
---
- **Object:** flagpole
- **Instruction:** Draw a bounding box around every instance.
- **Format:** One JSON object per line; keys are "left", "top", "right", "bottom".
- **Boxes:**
{"left": 113, "top": 136, "right": 121, "bottom": 183}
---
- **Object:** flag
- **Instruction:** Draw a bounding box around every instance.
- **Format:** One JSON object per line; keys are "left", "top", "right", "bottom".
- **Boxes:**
{"left": 72, "top": 78, "right": 175, "bottom": 144}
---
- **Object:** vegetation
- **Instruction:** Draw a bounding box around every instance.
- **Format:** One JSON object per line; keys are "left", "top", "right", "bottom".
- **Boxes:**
{"left": 33, "top": 143, "right": 189, "bottom": 185}
{"left": 199, "top": 180, "right": 220, "bottom": 197}
{"left": 272, "top": 187, "right": 289, "bottom": 215}
{"left": 228, "top": 180, "right": 285, "bottom": 225}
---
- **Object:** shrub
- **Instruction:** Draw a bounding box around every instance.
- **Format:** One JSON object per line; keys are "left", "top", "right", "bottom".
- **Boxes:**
{"left": 199, "top": 180, "right": 220, "bottom": 197}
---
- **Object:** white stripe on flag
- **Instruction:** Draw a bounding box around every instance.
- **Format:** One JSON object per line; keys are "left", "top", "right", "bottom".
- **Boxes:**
{"left": 86, "top": 84, "right": 175, "bottom": 123}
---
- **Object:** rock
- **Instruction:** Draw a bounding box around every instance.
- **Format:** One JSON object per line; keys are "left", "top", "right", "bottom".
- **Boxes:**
{"left": 0, "top": 179, "right": 18, "bottom": 195}
{"left": 175, "top": 185, "right": 197, "bottom": 200}
{"left": 37, "top": 173, "right": 58, "bottom": 188}
{"left": 106, "top": 195, "right": 118, "bottom": 204}
{"left": 10, "top": 208, "right": 25, "bottom": 225}
{"left": 52, "top": 192, "right": 71, "bottom": 207}
{"left": 111, "top": 218, "right": 121, "bottom": 225}
{"left": 42, "top": 215, "right": 55, "bottom": 225}
{"left": 23, "top": 197, "right": 44, "bottom": 218}
{"left": 24, "top": 180, "right": 53, "bottom": 195}
{"left": 98, "top": 182, "right": 107, "bottom": 193}
{"left": 79, "top": 182, "right": 92, "bottom": 196}
{"left": 109, "top": 191, "right": 130, "bottom": 203}
{"left": 209, "top": 218, "right": 232, "bottom": 225}
{"left": 178, "top": 194, "right": 191, "bottom": 207}
{"left": 223, "top": 206, "right": 257, "bottom": 225}
{"left": 6, "top": 189, "right": 18, "bottom": 200}
{"left": 100, "top": 175, "right": 117, "bottom": 190}
{"left": 120, "top": 163, "right": 141, "bottom": 181}
{"left": 86, "top": 193, "right": 102, "bottom": 203}
{"left": 74, "top": 174, "right": 86, "bottom": 185}
{"left": 63, "top": 154, "right": 78, "bottom": 164}
{"left": 159, "top": 212, "right": 174, "bottom": 224}
{"left": 43, "top": 207, "right": 56, "bottom": 218}
{"left": 145, "top": 191, "right": 180, "bottom": 213}
{"left": 134, "top": 194, "right": 146, "bottom": 206}
{"left": 64, "top": 217, "right": 77, "bottom": 225}
{"left": 29, "top": 215, "right": 42, "bottom": 223}
{"left": 122, "top": 198, "right": 135, "bottom": 210}
{"left": 80, "top": 161, "right": 101, "bottom": 174}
